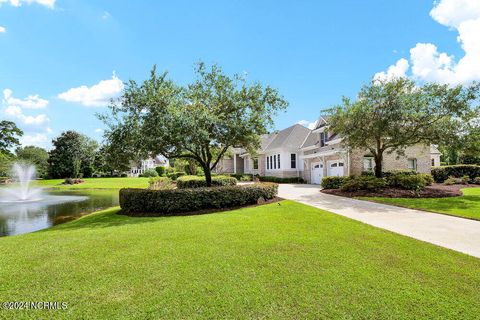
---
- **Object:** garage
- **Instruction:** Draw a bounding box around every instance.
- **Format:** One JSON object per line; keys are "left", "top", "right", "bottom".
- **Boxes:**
{"left": 327, "top": 160, "right": 344, "bottom": 177}
{"left": 311, "top": 162, "right": 323, "bottom": 184}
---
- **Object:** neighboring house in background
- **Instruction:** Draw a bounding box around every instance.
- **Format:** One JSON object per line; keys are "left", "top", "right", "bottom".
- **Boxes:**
{"left": 300, "top": 116, "right": 438, "bottom": 184}
{"left": 128, "top": 155, "right": 169, "bottom": 177}
{"left": 214, "top": 124, "right": 311, "bottom": 178}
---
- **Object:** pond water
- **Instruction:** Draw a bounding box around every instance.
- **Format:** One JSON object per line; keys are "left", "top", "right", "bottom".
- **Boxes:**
{"left": 0, "top": 189, "right": 119, "bottom": 237}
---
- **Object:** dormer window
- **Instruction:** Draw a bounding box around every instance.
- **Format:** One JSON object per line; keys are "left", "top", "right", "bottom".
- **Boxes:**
{"left": 320, "top": 131, "right": 327, "bottom": 147}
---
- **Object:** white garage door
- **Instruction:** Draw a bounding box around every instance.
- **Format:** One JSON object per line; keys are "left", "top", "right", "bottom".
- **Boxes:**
{"left": 327, "top": 161, "right": 344, "bottom": 177}
{"left": 311, "top": 162, "right": 323, "bottom": 184}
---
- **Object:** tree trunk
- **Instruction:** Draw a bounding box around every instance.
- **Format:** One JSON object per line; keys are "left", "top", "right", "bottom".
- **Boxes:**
{"left": 204, "top": 166, "right": 212, "bottom": 187}
{"left": 374, "top": 153, "right": 383, "bottom": 178}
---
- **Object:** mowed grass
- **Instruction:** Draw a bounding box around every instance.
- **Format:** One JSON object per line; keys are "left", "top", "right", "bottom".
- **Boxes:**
{"left": 35, "top": 177, "right": 150, "bottom": 189}
{"left": 363, "top": 187, "right": 480, "bottom": 221}
{"left": 1, "top": 201, "right": 479, "bottom": 319}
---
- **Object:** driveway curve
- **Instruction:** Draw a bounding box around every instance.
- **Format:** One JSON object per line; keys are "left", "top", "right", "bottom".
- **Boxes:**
{"left": 278, "top": 184, "right": 480, "bottom": 258}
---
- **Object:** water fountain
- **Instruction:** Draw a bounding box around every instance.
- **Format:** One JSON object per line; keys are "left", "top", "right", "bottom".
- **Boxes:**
{"left": 0, "top": 163, "right": 43, "bottom": 202}
{"left": 0, "top": 162, "right": 106, "bottom": 236}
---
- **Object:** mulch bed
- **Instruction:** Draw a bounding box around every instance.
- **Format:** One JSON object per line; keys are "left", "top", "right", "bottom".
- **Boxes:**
{"left": 321, "top": 183, "right": 479, "bottom": 198}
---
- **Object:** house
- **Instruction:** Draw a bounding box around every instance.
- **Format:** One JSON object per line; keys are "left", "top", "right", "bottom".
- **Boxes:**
{"left": 431, "top": 145, "right": 441, "bottom": 167}
{"left": 214, "top": 124, "right": 311, "bottom": 178}
{"left": 300, "top": 116, "right": 437, "bottom": 184}
{"left": 128, "top": 155, "right": 169, "bottom": 177}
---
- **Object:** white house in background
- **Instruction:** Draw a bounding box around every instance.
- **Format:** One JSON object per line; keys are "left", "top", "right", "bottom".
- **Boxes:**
{"left": 214, "top": 124, "right": 311, "bottom": 178}
{"left": 128, "top": 155, "right": 169, "bottom": 177}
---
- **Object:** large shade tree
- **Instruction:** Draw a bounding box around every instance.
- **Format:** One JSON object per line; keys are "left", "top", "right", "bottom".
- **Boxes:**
{"left": 0, "top": 120, "right": 23, "bottom": 156}
{"left": 328, "top": 78, "right": 479, "bottom": 177}
{"left": 100, "top": 63, "right": 288, "bottom": 186}
{"left": 48, "top": 131, "right": 98, "bottom": 178}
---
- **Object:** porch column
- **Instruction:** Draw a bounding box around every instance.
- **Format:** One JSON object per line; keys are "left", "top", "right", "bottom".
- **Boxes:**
{"left": 322, "top": 156, "right": 327, "bottom": 177}
{"left": 233, "top": 154, "right": 237, "bottom": 174}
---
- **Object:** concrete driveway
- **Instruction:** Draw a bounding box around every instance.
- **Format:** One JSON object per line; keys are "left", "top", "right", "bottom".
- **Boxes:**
{"left": 277, "top": 184, "right": 480, "bottom": 258}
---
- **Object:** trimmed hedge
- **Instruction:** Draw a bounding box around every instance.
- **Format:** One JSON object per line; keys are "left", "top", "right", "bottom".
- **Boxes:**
{"left": 258, "top": 176, "right": 305, "bottom": 183}
{"left": 321, "top": 176, "right": 349, "bottom": 189}
{"left": 176, "top": 175, "right": 237, "bottom": 189}
{"left": 228, "top": 173, "right": 253, "bottom": 181}
{"left": 386, "top": 172, "right": 433, "bottom": 190}
{"left": 340, "top": 176, "right": 386, "bottom": 192}
{"left": 432, "top": 165, "right": 480, "bottom": 182}
{"left": 119, "top": 183, "right": 278, "bottom": 215}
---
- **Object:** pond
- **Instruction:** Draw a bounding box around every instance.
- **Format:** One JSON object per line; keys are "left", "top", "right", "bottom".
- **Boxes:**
{"left": 0, "top": 189, "right": 119, "bottom": 237}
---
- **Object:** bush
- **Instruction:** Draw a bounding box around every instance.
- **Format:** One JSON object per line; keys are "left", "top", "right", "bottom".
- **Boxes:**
{"left": 155, "top": 166, "right": 166, "bottom": 176}
{"left": 431, "top": 165, "right": 480, "bottom": 182}
{"left": 62, "top": 178, "right": 84, "bottom": 185}
{"left": 385, "top": 172, "right": 433, "bottom": 190}
{"left": 444, "top": 175, "right": 470, "bottom": 185}
{"left": 120, "top": 173, "right": 128, "bottom": 177}
{"left": 166, "top": 172, "right": 185, "bottom": 180}
{"left": 340, "top": 176, "right": 386, "bottom": 192}
{"left": 148, "top": 176, "right": 173, "bottom": 190}
{"left": 176, "top": 175, "right": 237, "bottom": 189}
{"left": 119, "top": 183, "right": 278, "bottom": 215}
{"left": 228, "top": 173, "right": 253, "bottom": 181}
{"left": 140, "top": 169, "right": 158, "bottom": 177}
{"left": 321, "top": 176, "right": 348, "bottom": 189}
{"left": 258, "top": 176, "right": 305, "bottom": 183}
{"left": 473, "top": 177, "right": 480, "bottom": 184}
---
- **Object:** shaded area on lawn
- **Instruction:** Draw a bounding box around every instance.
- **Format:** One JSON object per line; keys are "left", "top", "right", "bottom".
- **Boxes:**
{"left": 361, "top": 187, "right": 480, "bottom": 221}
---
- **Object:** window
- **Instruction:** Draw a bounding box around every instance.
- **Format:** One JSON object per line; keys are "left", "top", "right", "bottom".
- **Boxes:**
{"left": 290, "top": 153, "right": 296, "bottom": 169}
{"left": 431, "top": 158, "right": 435, "bottom": 166}
{"left": 408, "top": 158, "right": 417, "bottom": 171}
{"left": 277, "top": 154, "right": 280, "bottom": 169}
{"left": 320, "top": 132, "right": 327, "bottom": 147}
{"left": 267, "top": 156, "right": 270, "bottom": 170}
{"left": 273, "top": 155, "right": 276, "bottom": 169}
{"left": 270, "top": 156, "right": 273, "bottom": 169}
{"left": 363, "top": 157, "right": 374, "bottom": 171}
{"left": 339, "top": 162, "right": 344, "bottom": 167}
{"left": 253, "top": 158, "right": 258, "bottom": 170}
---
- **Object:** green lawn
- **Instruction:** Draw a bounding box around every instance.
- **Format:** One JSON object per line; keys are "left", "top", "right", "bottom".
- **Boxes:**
{"left": 1, "top": 201, "right": 479, "bottom": 319}
{"left": 35, "top": 177, "right": 150, "bottom": 189}
{"left": 363, "top": 187, "right": 480, "bottom": 221}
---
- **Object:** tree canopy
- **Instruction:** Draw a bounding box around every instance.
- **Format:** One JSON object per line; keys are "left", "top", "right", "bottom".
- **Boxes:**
{"left": 0, "top": 120, "right": 23, "bottom": 156}
{"left": 100, "top": 62, "right": 288, "bottom": 185}
{"left": 328, "top": 78, "right": 479, "bottom": 177}
{"left": 16, "top": 146, "right": 49, "bottom": 178}
{"left": 48, "top": 131, "right": 98, "bottom": 178}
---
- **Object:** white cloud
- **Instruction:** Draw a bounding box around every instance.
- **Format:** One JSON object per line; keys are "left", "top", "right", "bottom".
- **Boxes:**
{"left": 101, "top": 11, "right": 111, "bottom": 20}
{"left": 373, "top": 58, "right": 409, "bottom": 81}
{"left": 3, "top": 88, "right": 48, "bottom": 109}
{"left": 94, "top": 128, "right": 104, "bottom": 133}
{"left": 0, "top": 26, "right": 6, "bottom": 33}
{"left": 375, "top": 0, "right": 480, "bottom": 85}
{"left": 20, "top": 133, "right": 49, "bottom": 148}
{"left": 0, "top": 0, "right": 55, "bottom": 8}
{"left": 297, "top": 120, "right": 316, "bottom": 130}
{"left": 58, "top": 73, "right": 124, "bottom": 107}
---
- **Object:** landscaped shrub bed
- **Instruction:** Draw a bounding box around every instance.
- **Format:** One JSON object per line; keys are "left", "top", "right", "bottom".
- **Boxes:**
{"left": 176, "top": 175, "right": 237, "bottom": 188}
{"left": 228, "top": 173, "right": 253, "bottom": 181}
{"left": 148, "top": 176, "right": 174, "bottom": 190}
{"left": 322, "top": 172, "right": 435, "bottom": 193}
{"left": 321, "top": 176, "right": 349, "bottom": 189}
{"left": 258, "top": 176, "right": 305, "bottom": 183}
{"left": 119, "top": 183, "right": 278, "bottom": 215}
{"left": 432, "top": 165, "right": 480, "bottom": 182}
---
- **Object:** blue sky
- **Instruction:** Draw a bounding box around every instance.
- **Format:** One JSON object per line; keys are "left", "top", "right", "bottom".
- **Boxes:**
{"left": 1, "top": 0, "right": 478, "bottom": 149}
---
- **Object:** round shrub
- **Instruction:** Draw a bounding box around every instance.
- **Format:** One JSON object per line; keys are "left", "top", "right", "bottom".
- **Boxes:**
{"left": 321, "top": 176, "right": 348, "bottom": 189}
{"left": 386, "top": 172, "right": 432, "bottom": 190}
{"left": 155, "top": 166, "right": 166, "bottom": 176}
{"left": 119, "top": 183, "right": 278, "bottom": 215}
{"left": 177, "top": 175, "right": 237, "bottom": 189}
{"left": 166, "top": 171, "right": 185, "bottom": 180}
{"left": 140, "top": 169, "right": 158, "bottom": 177}
{"left": 340, "top": 176, "right": 386, "bottom": 192}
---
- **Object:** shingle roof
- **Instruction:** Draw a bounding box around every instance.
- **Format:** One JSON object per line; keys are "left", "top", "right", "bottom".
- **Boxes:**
{"left": 300, "top": 131, "right": 319, "bottom": 149}
{"left": 262, "top": 124, "right": 311, "bottom": 152}
{"left": 430, "top": 145, "right": 441, "bottom": 154}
